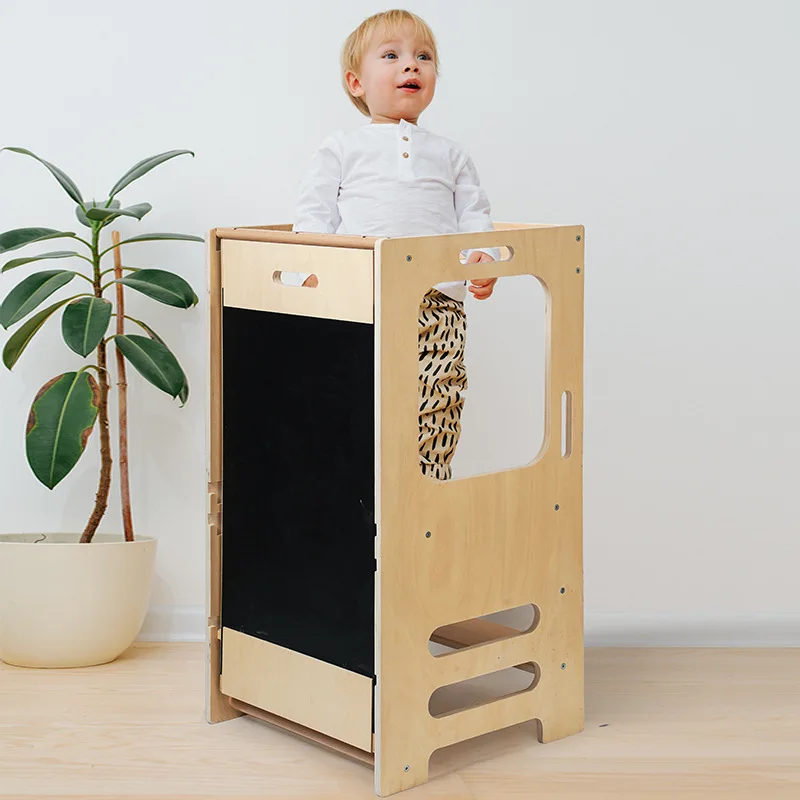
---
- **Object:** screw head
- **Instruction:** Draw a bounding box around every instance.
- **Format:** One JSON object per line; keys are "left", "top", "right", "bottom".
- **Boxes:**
{"left": 404, "top": 765, "right": 410, "bottom": 773}
{"left": 576, "top": 267, "right": 581, "bottom": 274}
{"left": 554, "top": 504, "right": 560, "bottom": 511}
{"left": 406, "top": 255, "right": 412, "bottom": 261}
{"left": 425, "top": 531, "right": 431, "bottom": 538}
{"left": 561, "top": 663, "right": 566, "bottom": 670}
{"left": 576, "top": 234, "right": 582, "bottom": 242}
{"left": 560, "top": 587, "right": 566, "bottom": 594}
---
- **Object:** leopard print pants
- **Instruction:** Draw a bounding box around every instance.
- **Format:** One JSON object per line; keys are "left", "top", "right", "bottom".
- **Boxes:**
{"left": 418, "top": 288, "right": 468, "bottom": 481}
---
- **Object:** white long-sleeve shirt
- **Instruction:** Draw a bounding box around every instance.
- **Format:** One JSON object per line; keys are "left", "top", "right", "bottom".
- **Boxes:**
{"left": 288, "top": 118, "right": 498, "bottom": 301}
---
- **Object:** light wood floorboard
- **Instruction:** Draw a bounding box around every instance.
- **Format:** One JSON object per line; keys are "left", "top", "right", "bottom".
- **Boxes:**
{"left": 1, "top": 644, "right": 798, "bottom": 799}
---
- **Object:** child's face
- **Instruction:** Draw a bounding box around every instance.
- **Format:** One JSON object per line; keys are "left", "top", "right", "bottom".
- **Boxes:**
{"left": 347, "top": 22, "right": 436, "bottom": 123}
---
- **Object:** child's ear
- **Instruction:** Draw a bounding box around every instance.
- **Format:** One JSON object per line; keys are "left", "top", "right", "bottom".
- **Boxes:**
{"left": 345, "top": 70, "right": 364, "bottom": 97}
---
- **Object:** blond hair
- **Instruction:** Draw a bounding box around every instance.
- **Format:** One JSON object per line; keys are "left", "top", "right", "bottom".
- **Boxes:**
{"left": 341, "top": 9, "right": 440, "bottom": 117}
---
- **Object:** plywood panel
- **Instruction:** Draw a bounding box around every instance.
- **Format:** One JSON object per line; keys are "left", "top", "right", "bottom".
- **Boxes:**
{"left": 373, "top": 225, "right": 585, "bottom": 795}
{"left": 221, "top": 239, "right": 373, "bottom": 323}
{"left": 221, "top": 628, "right": 374, "bottom": 752}
{"left": 206, "top": 228, "right": 242, "bottom": 724}
{"left": 217, "top": 226, "right": 377, "bottom": 250}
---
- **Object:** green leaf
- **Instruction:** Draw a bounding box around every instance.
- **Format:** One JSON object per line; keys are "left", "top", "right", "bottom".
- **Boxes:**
{"left": 2, "top": 296, "right": 77, "bottom": 369}
{"left": 178, "top": 378, "right": 189, "bottom": 406}
{"left": 114, "top": 334, "right": 185, "bottom": 398}
{"left": 25, "top": 371, "right": 100, "bottom": 489}
{"left": 122, "top": 315, "right": 189, "bottom": 405}
{"left": 0, "top": 228, "right": 77, "bottom": 255}
{"left": 118, "top": 268, "right": 198, "bottom": 308}
{"left": 1, "top": 147, "right": 84, "bottom": 205}
{"left": 0, "top": 270, "right": 76, "bottom": 329}
{"left": 86, "top": 202, "right": 152, "bottom": 224}
{"left": 76, "top": 198, "right": 120, "bottom": 229}
{"left": 2, "top": 250, "right": 82, "bottom": 273}
{"left": 108, "top": 150, "right": 195, "bottom": 198}
{"left": 62, "top": 297, "right": 112, "bottom": 357}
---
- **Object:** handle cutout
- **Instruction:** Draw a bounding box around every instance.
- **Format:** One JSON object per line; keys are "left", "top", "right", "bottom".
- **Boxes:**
{"left": 428, "top": 604, "right": 540, "bottom": 656}
{"left": 428, "top": 661, "right": 541, "bottom": 718}
{"left": 458, "top": 245, "right": 514, "bottom": 264}
{"left": 272, "top": 270, "right": 318, "bottom": 288}
{"left": 561, "top": 391, "right": 573, "bottom": 458}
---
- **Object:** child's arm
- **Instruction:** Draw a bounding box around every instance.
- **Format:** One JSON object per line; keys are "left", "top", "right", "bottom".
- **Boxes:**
{"left": 282, "top": 137, "right": 343, "bottom": 287}
{"left": 454, "top": 152, "right": 501, "bottom": 299}
{"left": 294, "top": 136, "right": 342, "bottom": 233}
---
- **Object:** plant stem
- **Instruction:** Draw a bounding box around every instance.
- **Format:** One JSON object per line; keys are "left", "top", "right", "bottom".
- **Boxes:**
{"left": 100, "top": 265, "right": 137, "bottom": 277}
{"left": 113, "top": 230, "right": 134, "bottom": 542}
{"left": 80, "top": 225, "right": 114, "bottom": 544}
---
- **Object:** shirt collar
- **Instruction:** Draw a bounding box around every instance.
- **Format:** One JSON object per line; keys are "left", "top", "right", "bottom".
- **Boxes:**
{"left": 366, "top": 118, "right": 424, "bottom": 131}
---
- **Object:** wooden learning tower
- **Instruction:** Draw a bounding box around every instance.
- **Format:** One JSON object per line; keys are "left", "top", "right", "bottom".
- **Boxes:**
{"left": 207, "top": 222, "right": 585, "bottom": 796}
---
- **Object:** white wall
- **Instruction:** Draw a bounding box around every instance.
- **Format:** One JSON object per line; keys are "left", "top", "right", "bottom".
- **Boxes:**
{"left": 1, "top": 0, "right": 798, "bottom": 645}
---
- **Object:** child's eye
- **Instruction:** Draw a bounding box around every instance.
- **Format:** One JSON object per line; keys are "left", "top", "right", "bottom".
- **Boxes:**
{"left": 418, "top": 53, "right": 431, "bottom": 61}
{"left": 382, "top": 52, "right": 397, "bottom": 59}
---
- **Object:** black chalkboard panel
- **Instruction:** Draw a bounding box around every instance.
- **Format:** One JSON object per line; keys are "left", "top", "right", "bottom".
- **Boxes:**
{"left": 221, "top": 305, "right": 375, "bottom": 678}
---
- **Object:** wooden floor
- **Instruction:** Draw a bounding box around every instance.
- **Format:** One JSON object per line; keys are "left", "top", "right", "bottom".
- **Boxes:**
{"left": 1, "top": 644, "right": 799, "bottom": 799}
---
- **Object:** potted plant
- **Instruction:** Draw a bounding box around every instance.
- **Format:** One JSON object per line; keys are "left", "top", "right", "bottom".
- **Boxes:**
{"left": 0, "top": 147, "right": 202, "bottom": 668}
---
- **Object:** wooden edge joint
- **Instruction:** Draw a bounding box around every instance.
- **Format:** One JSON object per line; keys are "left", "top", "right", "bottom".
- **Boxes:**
{"left": 207, "top": 480, "right": 222, "bottom": 518}
{"left": 229, "top": 697, "right": 375, "bottom": 767}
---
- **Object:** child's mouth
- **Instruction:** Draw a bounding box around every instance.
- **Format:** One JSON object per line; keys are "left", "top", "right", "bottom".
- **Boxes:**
{"left": 398, "top": 81, "right": 421, "bottom": 93}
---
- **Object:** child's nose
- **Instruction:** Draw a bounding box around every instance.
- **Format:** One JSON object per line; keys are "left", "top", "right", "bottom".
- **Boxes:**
{"left": 403, "top": 63, "right": 420, "bottom": 73}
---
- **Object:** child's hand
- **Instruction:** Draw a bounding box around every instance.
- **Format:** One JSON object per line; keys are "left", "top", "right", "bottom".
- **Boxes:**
{"left": 302, "top": 274, "right": 319, "bottom": 288}
{"left": 466, "top": 251, "right": 498, "bottom": 300}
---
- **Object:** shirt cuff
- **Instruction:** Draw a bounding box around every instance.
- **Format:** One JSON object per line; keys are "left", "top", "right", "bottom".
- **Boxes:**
{"left": 463, "top": 246, "right": 502, "bottom": 263}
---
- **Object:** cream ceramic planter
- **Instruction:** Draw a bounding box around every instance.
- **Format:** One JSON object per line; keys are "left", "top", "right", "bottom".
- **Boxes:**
{"left": 0, "top": 533, "right": 156, "bottom": 668}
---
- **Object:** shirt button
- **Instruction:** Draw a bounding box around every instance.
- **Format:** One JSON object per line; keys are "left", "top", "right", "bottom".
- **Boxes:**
{"left": 402, "top": 152, "right": 409, "bottom": 158}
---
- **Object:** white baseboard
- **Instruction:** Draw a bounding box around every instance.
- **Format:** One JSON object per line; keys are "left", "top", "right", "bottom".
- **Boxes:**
{"left": 137, "top": 605, "right": 206, "bottom": 642}
{"left": 584, "top": 613, "right": 800, "bottom": 647}
{"left": 138, "top": 607, "right": 800, "bottom": 647}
